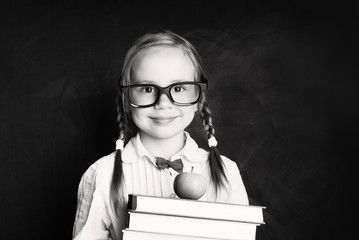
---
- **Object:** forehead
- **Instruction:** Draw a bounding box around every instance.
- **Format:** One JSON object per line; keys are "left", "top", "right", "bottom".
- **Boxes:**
{"left": 131, "top": 46, "right": 196, "bottom": 85}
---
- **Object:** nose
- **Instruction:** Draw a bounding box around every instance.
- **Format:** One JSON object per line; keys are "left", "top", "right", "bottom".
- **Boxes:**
{"left": 155, "top": 93, "right": 173, "bottom": 108}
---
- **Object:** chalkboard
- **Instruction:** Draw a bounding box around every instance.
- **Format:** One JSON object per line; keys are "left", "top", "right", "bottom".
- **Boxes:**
{"left": 0, "top": 1, "right": 356, "bottom": 240}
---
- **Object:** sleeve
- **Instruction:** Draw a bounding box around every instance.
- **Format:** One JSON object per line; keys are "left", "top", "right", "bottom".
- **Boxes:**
{"left": 73, "top": 190, "right": 111, "bottom": 240}
{"left": 72, "top": 163, "right": 98, "bottom": 238}
{"left": 222, "top": 157, "right": 249, "bottom": 205}
{"left": 72, "top": 161, "right": 112, "bottom": 240}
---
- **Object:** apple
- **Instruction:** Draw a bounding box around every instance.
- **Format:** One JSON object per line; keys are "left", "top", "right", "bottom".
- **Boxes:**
{"left": 173, "top": 170, "right": 207, "bottom": 200}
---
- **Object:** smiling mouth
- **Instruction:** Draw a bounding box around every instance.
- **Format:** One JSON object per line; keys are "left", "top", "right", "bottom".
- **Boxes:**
{"left": 150, "top": 116, "right": 178, "bottom": 124}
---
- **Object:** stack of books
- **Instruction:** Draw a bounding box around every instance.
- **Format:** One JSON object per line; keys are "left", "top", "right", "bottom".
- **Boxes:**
{"left": 122, "top": 194, "right": 265, "bottom": 240}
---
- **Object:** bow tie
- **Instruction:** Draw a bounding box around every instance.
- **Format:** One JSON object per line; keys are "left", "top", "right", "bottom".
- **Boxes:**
{"left": 155, "top": 157, "right": 184, "bottom": 173}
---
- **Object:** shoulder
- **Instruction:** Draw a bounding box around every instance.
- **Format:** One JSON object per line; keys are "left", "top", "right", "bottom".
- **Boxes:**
{"left": 196, "top": 147, "right": 237, "bottom": 168}
{"left": 194, "top": 147, "right": 240, "bottom": 175}
{"left": 193, "top": 146, "right": 238, "bottom": 168}
{"left": 80, "top": 152, "right": 116, "bottom": 187}
{"left": 86, "top": 152, "right": 116, "bottom": 173}
{"left": 220, "top": 155, "right": 239, "bottom": 169}
{"left": 218, "top": 154, "right": 242, "bottom": 178}
{"left": 194, "top": 147, "right": 210, "bottom": 160}
{"left": 95, "top": 151, "right": 116, "bottom": 170}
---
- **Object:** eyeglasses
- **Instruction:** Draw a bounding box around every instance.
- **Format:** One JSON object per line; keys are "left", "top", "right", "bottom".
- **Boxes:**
{"left": 120, "top": 81, "right": 208, "bottom": 108}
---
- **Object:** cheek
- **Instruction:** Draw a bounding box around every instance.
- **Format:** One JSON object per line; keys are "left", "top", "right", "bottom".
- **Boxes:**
{"left": 130, "top": 108, "right": 146, "bottom": 124}
{"left": 182, "top": 105, "right": 197, "bottom": 120}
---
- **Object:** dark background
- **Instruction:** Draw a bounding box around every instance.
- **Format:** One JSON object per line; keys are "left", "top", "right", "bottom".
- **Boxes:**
{"left": 0, "top": 1, "right": 357, "bottom": 239}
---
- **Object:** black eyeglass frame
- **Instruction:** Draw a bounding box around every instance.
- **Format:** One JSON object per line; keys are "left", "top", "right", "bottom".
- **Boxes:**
{"left": 120, "top": 80, "right": 208, "bottom": 108}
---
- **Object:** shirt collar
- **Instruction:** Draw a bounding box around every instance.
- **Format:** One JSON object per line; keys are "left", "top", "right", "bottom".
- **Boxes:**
{"left": 176, "top": 131, "right": 206, "bottom": 163}
{"left": 121, "top": 133, "right": 154, "bottom": 164}
{"left": 121, "top": 131, "right": 206, "bottom": 164}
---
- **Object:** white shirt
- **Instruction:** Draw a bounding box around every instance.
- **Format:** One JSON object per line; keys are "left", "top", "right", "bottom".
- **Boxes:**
{"left": 73, "top": 132, "right": 249, "bottom": 240}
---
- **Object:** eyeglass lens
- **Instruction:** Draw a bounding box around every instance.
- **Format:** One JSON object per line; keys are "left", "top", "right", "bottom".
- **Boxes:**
{"left": 128, "top": 83, "right": 200, "bottom": 106}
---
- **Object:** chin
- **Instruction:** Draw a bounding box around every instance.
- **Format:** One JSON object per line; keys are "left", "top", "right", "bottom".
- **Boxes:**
{"left": 150, "top": 130, "right": 183, "bottom": 140}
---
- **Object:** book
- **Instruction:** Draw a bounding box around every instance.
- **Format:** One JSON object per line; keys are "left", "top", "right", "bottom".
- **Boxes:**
{"left": 122, "top": 229, "right": 232, "bottom": 240}
{"left": 127, "top": 210, "right": 259, "bottom": 240}
{"left": 128, "top": 194, "right": 265, "bottom": 224}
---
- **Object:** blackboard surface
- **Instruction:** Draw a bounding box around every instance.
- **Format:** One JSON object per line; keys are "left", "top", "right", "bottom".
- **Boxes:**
{"left": 0, "top": 1, "right": 356, "bottom": 239}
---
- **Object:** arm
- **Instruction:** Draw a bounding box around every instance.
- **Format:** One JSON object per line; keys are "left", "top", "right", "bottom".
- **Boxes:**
{"left": 73, "top": 189, "right": 112, "bottom": 240}
{"left": 72, "top": 163, "right": 98, "bottom": 237}
{"left": 73, "top": 160, "right": 113, "bottom": 239}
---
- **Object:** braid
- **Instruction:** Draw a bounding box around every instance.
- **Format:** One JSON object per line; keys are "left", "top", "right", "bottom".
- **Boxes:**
{"left": 200, "top": 100, "right": 215, "bottom": 138}
{"left": 110, "top": 94, "right": 127, "bottom": 215}
{"left": 199, "top": 97, "right": 228, "bottom": 195}
{"left": 117, "top": 95, "right": 128, "bottom": 141}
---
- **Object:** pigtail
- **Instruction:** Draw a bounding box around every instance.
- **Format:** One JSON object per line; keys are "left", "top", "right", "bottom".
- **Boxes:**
{"left": 110, "top": 93, "right": 128, "bottom": 216}
{"left": 199, "top": 97, "right": 228, "bottom": 195}
{"left": 111, "top": 143, "right": 124, "bottom": 215}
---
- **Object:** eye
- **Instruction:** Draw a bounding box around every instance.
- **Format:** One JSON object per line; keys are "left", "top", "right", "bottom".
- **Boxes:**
{"left": 139, "top": 86, "right": 156, "bottom": 93}
{"left": 173, "top": 85, "right": 186, "bottom": 92}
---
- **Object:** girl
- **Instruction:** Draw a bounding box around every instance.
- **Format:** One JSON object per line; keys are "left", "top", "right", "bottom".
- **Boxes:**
{"left": 72, "top": 30, "right": 249, "bottom": 240}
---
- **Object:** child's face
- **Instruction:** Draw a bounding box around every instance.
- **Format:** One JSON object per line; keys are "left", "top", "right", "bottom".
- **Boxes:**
{"left": 130, "top": 46, "right": 198, "bottom": 141}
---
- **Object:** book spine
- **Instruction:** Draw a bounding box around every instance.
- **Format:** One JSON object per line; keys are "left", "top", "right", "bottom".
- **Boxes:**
{"left": 127, "top": 194, "right": 137, "bottom": 210}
